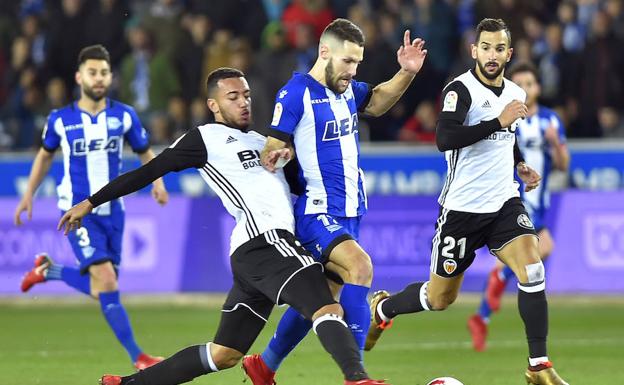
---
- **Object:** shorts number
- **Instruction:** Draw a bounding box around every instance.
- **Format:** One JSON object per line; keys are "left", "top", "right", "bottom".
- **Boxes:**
{"left": 441, "top": 236, "right": 466, "bottom": 259}
{"left": 76, "top": 227, "right": 91, "bottom": 247}
{"left": 317, "top": 214, "right": 337, "bottom": 227}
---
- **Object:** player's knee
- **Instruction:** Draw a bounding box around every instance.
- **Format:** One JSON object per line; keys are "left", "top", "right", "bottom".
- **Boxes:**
{"left": 428, "top": 292, "right": 457, "bottom": 311}
{"left": 210, "top": 344, "right": 243, "bottom": 370}
{"left": 344, "top": 254, "right": 372, "bottom": 285}
{"left": 89, "top": 263, "right": 118, "bottom": 293}
{"left": 311, "top": 302, "right": 343, "bottom": 320}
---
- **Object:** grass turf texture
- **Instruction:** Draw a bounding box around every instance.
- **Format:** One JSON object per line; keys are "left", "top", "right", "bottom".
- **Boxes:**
{"left": 1, "top": 295, "right": 622, "bottom": 385}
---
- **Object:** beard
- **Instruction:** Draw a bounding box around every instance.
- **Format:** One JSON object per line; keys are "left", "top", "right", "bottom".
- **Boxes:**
{"left": 477, "top": 60, "right": 506, "bottom": 80}
{"left": 324, "top": 59, "right": 349, "bottom": 94}
{"left": 83, "top": 84, "right": 108, "bottom": 102}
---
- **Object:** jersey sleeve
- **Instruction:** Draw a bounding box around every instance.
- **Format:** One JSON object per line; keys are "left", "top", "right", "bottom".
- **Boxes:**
{"left": 351, "top": 80, "right": 373, "bottom": 112}
{"left": 438, "top": 81, "right": 471, "bottom": 123}
{"left": 266, "top": 84, "right": 304, "bottom": 142}
{"left": 88, "top": 128, "right": 207, "bottom": 208}
{"left": 550, "top": 113, "right": 567, "bottom": 144}
{"left": 123, "top": 107, "right": 150, "bottom": 153}
{"left": 41, "top": 113, "right": 60, "bottom": 152}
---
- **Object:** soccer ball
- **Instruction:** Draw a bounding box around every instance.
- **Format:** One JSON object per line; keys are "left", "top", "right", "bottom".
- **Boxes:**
{"left": 426, "top": 377, "right": 464, "bottom": 385}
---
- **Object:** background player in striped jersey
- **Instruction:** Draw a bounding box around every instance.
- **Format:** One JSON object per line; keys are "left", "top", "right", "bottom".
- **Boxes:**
{"left": 60, "top": 67, "right": 387, "bottom": 385}
{"left": 241, "top": 18, "right": 427, "bottom": 383}
{"left": 468, "top": 61, "right": 570, "bottom": 351}
{"left": 364, "top": 19, "right": 568, "bottom": 385}
{"left": 14, "top": 45, "right": 168, "bottom": 370}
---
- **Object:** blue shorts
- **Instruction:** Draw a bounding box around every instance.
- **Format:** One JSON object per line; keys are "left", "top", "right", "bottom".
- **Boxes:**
{"left": 295, "top": 214, "right": 361, "bottom": 262}
{"left": 65, "top": 203, "right": 124, "bottom": 274}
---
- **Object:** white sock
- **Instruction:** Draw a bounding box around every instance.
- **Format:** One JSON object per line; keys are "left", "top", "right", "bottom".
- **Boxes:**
{"left": 529, "top": 356, "right": 549, "bottom": 367}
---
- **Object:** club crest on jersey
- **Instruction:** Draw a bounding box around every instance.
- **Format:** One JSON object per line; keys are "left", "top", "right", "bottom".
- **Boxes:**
{"left": 517, "top": 214, "right": 534, "bottom": 229}
{"left": 106, "top": 117, "right": 122, "bottom": 129}
{"left": 442, "top": 91, "right": 458, "bottom": 112}
{"left": 443, "top": 259, "right": 457, "bottom": 274}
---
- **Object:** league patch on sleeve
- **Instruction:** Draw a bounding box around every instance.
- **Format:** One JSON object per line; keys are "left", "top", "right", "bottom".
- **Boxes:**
{"left": 271, "top": 102, "right": 283, "bottom": 126}
{"left": 442, "top": 91, "right": 458, "bottom": 112}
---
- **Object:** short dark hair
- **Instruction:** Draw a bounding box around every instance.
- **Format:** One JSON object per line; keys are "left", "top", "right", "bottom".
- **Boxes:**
{"left": 205, "top": 67, "right": 245, "bottom": 96}
{"left": 77, "top": 44, "right": 111, "bottom": 68}
{"left": 321, "top": 18, "right": 365, "bottom": 46}
{"left": 476, "top": 18, "right": 511, "bottom": 45}
{"left": 507, "top": 61, "right": 540, "bottom": 82}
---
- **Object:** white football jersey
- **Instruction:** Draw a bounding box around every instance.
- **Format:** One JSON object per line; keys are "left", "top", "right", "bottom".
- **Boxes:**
{"left": 438, "top": 70, "right": 526, "bottom": 213}
{"left": 169, "top": 124, "right": 295, "bottom": 254}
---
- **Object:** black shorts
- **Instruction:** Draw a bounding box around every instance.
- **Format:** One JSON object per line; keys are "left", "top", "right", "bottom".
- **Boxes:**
{"left": 430, "top": 197, "right": 538, "bottom": 277}
{"left": 213, "top": 229, "right": 335, "bottom": 353}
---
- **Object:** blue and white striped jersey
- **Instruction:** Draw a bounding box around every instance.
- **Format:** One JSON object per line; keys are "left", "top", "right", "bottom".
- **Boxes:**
{"left": 268, "top": 72, "right": 371, "bottom": 218}
{"left": 42, "top": 99, "right": 149, "bottom": 215}
{"left": 516, "top": 106, "right": 567, "bottom": 228}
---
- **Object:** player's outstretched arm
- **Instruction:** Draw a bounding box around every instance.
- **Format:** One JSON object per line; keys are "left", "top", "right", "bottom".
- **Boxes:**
{"left": 58, "top": 199, "right": 93, "bottom": 235}
{"left": 14, "top": 148, "right": 55, "bottom": 226}
{"left": 363, "top": 30, "right": 427, "bottom": 117}
{"left": 138, "top": 148, "right": 169, "bottom": 205}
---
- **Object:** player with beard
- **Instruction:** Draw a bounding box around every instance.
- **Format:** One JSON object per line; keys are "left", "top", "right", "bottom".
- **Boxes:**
{"left": 242, "top": 18, "right": 427, "bottom": 384}
{"left": 364, "top": 19, "right": 569, "bottom": 385}
{"left": 15, "top": 44, "right": 168, "bottom": 370}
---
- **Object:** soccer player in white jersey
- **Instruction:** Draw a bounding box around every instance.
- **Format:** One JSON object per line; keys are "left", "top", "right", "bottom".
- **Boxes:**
{"left": 13, "top": 45, "right": 168, "bottom": 369}
{"left": 61, "top": 67, "right": 388, "bottom": 385}
{"left": 364, "top": 19, "right": 569, "bottom": 385}
{"left": 242, "top": 18, "right": 427, "bottom": 384}
{"left": 468, "top": 61, "right": 570, "bottom": 351}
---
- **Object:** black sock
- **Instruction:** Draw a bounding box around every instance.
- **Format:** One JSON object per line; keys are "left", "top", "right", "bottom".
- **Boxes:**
{"left": 381, "top": 281, "right": 430, "bottom": 318}
{"left": 121, "top": 345, "right": 212, "bottom": 385}
{"left": 313, "top": 314, "right": 367, "bottom": 381}
{"left": 518, "top": 283, "right": 548, "bottom": 359}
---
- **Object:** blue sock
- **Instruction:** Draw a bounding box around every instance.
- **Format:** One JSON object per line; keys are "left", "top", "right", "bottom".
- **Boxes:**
{"left": 262, "top": 307, "right": 312, "bottom": 372}
{"left": 501, "top": 265, "right": 515, "bottom": 281}
{"left": 46, "top": 265, "right": 91, "bottom": 296}
{"left": 99, "top": 291, "right": 142, "bottom": 362}
{"left": 478, "top": 297, "right": 492, "bottom": 321}
{"left": 340, "top": 283, "right": 370, "bottom": 352}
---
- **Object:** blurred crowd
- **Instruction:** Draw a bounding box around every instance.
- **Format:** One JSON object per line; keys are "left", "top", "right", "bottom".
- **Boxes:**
{"left": 1, "top": 0, "right": 623, "bottom": 151}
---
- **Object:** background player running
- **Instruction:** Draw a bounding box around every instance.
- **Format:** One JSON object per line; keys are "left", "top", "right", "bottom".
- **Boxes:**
{"left": 364, "top": 19, "right": 569, "bottom": 385}
{"left": 14, "top": 44, "right": 168, "bottom": 370}
{"left": 468, "top": 61, "right": 570, "bottom": 351}
{"left": 243, "top": 18, "right": 427, "bottom": 384}
{"left": 59, "top": 67, "right": 388, "bottom": 385}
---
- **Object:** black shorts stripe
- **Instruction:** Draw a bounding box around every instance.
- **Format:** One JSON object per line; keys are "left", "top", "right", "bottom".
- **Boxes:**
{"left": 202, "top": 164, "right": 259, "bottom": 237}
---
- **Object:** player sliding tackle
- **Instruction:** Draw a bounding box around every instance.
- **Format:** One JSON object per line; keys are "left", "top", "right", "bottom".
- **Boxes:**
{"left": 59, "top": 67, "right": 388, "bottom": 385}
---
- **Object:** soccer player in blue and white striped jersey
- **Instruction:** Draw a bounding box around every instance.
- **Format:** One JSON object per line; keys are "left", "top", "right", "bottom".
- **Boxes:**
{"left": 242, "top": 18, "right": 427, "bottom": 382}
{"left": 14, "top": 44, "right": 168, "bottom": 370}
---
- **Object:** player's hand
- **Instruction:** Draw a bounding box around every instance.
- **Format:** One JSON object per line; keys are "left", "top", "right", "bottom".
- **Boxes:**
{"left": 14, "top": 195, "right": 33, "bottom": 226}
{"left": 498, "top": 100, "right": 528, "bottom": 128}
{"left": 58, "top": 199, "right": 94, "bottom": 235}
{"left": 517, "top": 162, "right": 541, "bottom": 192}
{"left": 151, "top": 183, "right": 169, "bottom": 206}
{"left": 261, "top": 148, "right": 291, "bottom": 173}
{"left": 544, "top": 124, "right": 560, "bottom": 146}
{"left": 397, "top": 30, "right": 427, "bottom": 75}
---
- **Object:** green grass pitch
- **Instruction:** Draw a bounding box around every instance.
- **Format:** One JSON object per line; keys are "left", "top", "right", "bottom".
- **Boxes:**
{"left": 1, "top": 295, "right": 623, "bottom": 385}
